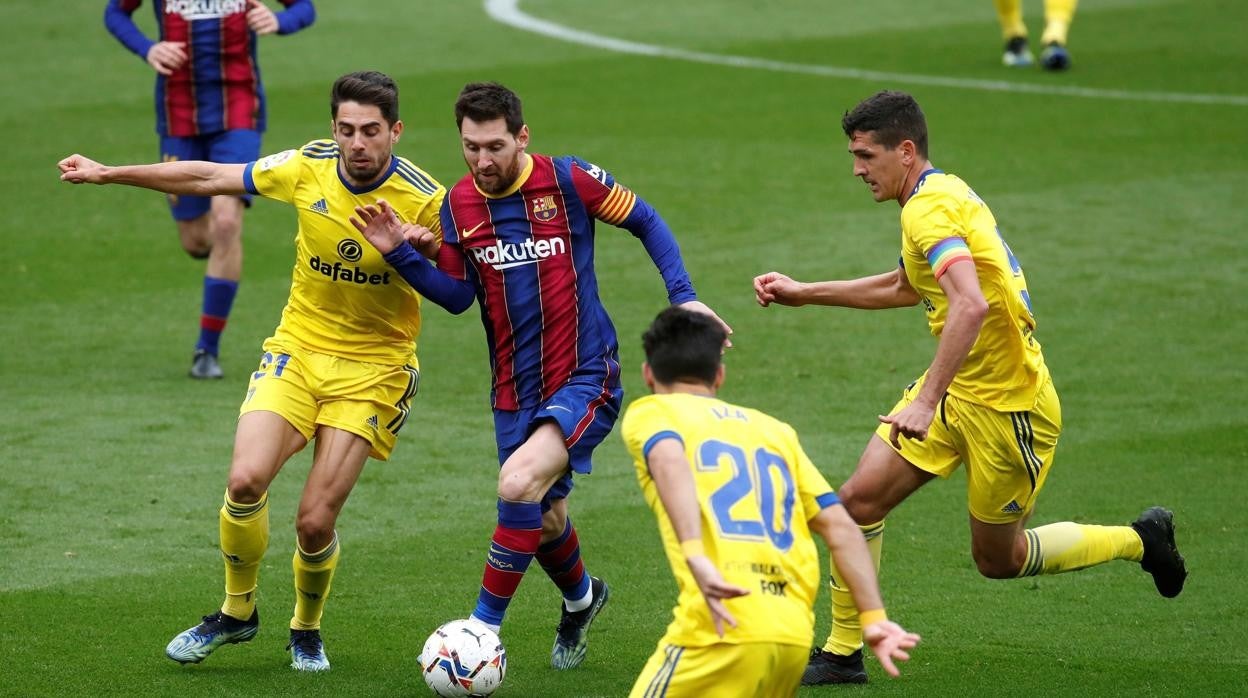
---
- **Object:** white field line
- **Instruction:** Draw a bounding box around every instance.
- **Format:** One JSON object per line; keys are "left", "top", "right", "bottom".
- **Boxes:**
{"left": 486, "top": 0, "right": 1248, "bottom": 107}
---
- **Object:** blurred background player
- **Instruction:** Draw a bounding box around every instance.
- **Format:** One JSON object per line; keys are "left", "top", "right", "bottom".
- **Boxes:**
{"left": 621, "top": 306, "right": 919, "bottom": 697}
{"left": 105, "top": 0, "right": 316, "bottom": 378}
{"left": 994, "top": 0, "right": 1076, "bottom": 70}
{"left": 753, "top": 90, "right": 1187, "bottom": 685}
{"left": 350, "top": 81, "right": 732, "bottom": 671}
{"left": 60, "top": 71, "right": 445, "bottom": 672}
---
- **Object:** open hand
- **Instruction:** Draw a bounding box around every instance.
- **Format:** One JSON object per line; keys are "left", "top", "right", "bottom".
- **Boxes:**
{"left": 863, "top": 619, "right": 921, "bottom": 677}
{"left": 685, "top": 555, "right": 750, "bottom": 637}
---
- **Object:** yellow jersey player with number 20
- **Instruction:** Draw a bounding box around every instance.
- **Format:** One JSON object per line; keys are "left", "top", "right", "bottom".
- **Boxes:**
{"left": 621, "top": 307, "right": 919, "bottom": 697}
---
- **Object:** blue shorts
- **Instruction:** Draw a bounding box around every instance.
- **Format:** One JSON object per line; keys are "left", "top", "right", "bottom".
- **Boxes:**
{"left": 494, "top": 379, "right": 623, "bottom": 510}
{"left": 159, "top": 129, "right": 261, "bottom": 221}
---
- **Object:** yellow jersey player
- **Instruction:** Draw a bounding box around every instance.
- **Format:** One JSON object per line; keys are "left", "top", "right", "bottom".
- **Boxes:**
{"left": 58, "top": 71, "right": 445, "bottom": 672}
{"left": 621, "top": 306, "right": 919, "bottom": 697}
{"left": 994, "top": 0, "right": 1077, "bottom": 70}
{"left": 753, "top": 90, "right": 1186, "bottom": 685}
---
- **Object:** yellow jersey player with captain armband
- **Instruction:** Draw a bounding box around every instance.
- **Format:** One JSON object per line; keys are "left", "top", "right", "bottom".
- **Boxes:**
{"left": 753, "top": 90, "right": 1186, "bottom": 686}
{"left": 621, "top": 307, "right": 919, "bottom": 697}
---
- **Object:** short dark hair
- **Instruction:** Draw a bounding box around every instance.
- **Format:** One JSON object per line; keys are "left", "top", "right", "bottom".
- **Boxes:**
{"left": 841, "top": 90, "right": 928, "bottom": 158}
{"left": 331, "top": 71, "right": 399, "bottom": 125}
{"left": 454, "top": 82, "right": 525, "bottom": 135}
{"left": 642, "top": 306, "right": 726, "bottom": 386}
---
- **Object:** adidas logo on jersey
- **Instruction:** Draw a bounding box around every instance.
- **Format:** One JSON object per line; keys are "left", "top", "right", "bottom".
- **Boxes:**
{"left": 1001, "top": 500, "right": 1023, "bottom": 514}
{"left": 468, "top": 237, "right": 567, "bottom": 270}
{"left": 367, "top": 415, "right": 379, "bottom": 429}
{"left": 309, "top": 198, "right": 329, "bottom": 216}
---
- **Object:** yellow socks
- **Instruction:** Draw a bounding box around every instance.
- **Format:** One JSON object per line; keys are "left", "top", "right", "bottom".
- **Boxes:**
{"left": 1017, "top": 522, "right": 1143, "bottom": 577}
{"left": 994, "top": 0, "right": 1027, "bottom": 39}
{"left": 291, "top": 533, "right": 340, "bottom": 630}
{"left": 219, "top": 491, "right": 270, "bottom": 620}
{"left": 823, "top": 520, "right": 884, "bottom": 656}
{"left": 1042, "top": 0, "right": 1078, "bottom": 45}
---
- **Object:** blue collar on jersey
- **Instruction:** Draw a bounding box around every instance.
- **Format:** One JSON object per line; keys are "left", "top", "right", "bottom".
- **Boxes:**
{"left": 337, "top": 156, "right": 399, "bottom": 195}
{"left": 909, "top": 168, "right": 944, "bottom": 198}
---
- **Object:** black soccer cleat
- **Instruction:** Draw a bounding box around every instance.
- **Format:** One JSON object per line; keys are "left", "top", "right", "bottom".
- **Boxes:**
{"left": 1002, "top": 36, "right": 1034, "bottom": 67}
{"left": 1131, "top": 506, "right": 1187, "bottom": 598}
{"left": 550, "top": 576, "right": 609, "bottom": 670}
{"left": 189, "top": 349, "right": 224, "bottom": 379}
{"left": 802, "top": 647, "right": 868, "bottom": 685}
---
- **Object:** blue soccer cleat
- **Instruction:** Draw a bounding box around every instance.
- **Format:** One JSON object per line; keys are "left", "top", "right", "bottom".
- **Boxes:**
{"left": 288, "top": 629, "right": 331, "bottom": 671}
{"left": 1040, "top": 42, "right": 1072, "bottom": 71}
{"left": 165, "top": 609, "right": 259, "bottom": 664}
{"left": 189, "top": 349, "right": 224, "bottom": 379}
{"left": 550, "top": 576, "right": 609, "bottom": 670}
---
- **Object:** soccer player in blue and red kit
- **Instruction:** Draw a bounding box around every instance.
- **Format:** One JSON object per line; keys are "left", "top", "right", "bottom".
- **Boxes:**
{"left": 351, "top": 82, "right": 732, "bottom": 671}
{"left": 105, "top": 0, "right": 315, "bottom": 379}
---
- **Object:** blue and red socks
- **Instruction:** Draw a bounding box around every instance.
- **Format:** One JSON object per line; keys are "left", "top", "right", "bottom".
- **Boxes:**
{"left": 196, "top": 276, "right": 238, "bottom": 356}
{"left": 471, "top": 499, "right": 542, "bottom": 631}
{"left": 536, "top": 517, "right": 592, "bottom": 611}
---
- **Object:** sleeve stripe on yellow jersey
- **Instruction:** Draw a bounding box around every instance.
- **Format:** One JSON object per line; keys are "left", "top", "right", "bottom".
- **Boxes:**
{"left": 597, "top": 184, "right": 637, "bottom": 225}
{"left": 642, "top": 430, "right": 683, "bottom": 459}
{"left": 301, "top": 140, "right": 338, "bottom": 158}
{"left": 927, "top": 236, "right": 974, "bottom": 279}
{"left": 815, "top": 492, "right": 841, "bottom": 509}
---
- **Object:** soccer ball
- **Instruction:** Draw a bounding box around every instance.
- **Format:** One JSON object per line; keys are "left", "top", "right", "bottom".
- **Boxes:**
{"left": 418, "top": 619, "right": 507, "bottom": 697}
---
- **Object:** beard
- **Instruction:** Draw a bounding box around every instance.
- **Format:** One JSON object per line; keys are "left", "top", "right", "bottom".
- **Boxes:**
{"left": 473, "top": 159, "right": 522, "bottom": 195}
{"left": 344, "top": 157, "right": 384, "bottom": 184}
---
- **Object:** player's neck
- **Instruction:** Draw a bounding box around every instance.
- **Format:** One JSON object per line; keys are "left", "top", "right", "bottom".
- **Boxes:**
{"left": 653, "top": 381, "right": 717, "bottom": 397}
{"left": 897, "top": 159, "right": 935, "bottom": 207}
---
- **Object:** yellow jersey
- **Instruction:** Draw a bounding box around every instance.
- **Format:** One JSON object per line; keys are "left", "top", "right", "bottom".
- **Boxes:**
{"left": 243, "top": 140, "right": 446, "bottom": 364}
{"left": 621, "top": 393, "right": 840, "bottom": 648}
{"left": 900, "top": 170, "right": 1047, "bottom": 410}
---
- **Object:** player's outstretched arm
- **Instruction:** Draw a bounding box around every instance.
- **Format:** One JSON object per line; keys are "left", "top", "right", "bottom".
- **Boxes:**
{"left": 754, "top": 268, "right": 920, "bottom": 310}
{"left": 58, "top": 155, "right": 246, "bottom": 196}
{"left": 809, "top": 504, "right": 920, "bottom": 677}
{"left": 647, "top": 438, "right": 750, "bottom": 637}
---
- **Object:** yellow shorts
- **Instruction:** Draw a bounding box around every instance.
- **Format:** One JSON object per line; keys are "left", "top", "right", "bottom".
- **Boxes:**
{"left": 876, "top": 373, "right": 1062, "bottom": 524}
{"left": 629, "top": 641, "right": 807, "bottom": 698}
{"left": 239, "top": 339, "right": 420, "bottom": 460}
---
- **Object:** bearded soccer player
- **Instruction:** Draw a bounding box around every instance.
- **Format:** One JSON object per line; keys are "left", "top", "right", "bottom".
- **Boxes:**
{"left": 105, "top": 0, "right": 316, "bottom": 378}
{"left": 621, "top": 307, "right": 919, "bottom": 697}
{"left": 753, "top": 90, "right": 1186, "bottom": 685}
{"left": 351, "top": 81, "right": 732, "bottom": 671}
{"left": 60, "top": 71, "right": 444, "bottom": 672}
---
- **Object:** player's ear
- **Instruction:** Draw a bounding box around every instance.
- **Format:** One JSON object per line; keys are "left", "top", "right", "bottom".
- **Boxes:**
{"left": 642, "top": 362, "right": 656, "bottom": 392}
{"left": 712, "top": 364, "right": 725, "bottom": 392}
{"left": 391, "top": 119, "right": 404, "bottom": 144}
{"left": 516, "top": 124, "right": 530, "bottom": 151}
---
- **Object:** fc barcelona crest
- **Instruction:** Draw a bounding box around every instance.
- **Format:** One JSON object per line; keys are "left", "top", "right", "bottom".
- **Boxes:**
{"left": 531, "top": 195, "right": 558, "bottom": 222}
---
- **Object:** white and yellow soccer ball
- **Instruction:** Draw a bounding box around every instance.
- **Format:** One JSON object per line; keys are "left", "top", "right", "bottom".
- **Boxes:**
{"left": 418, "top": 619, "right": 507, "bottom": 697}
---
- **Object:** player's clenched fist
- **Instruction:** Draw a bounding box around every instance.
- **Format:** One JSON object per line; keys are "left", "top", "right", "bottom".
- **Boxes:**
{"left": 58, "top": 154, "right": 107, "bottom": 184}
{"left": 753, "top": 271, "right": 803, "bottom": 307}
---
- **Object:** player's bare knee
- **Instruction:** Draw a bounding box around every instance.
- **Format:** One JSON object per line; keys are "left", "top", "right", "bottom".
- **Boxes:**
{"left": 837, "top": 483, "right": 886, "bottom": 524}
{"left": 225, "top": 472, "right": 268, "bottom": 503}
{"left": 497, "top": 474, "right": 540, "bottom": 503}
{"left": 209, "top": 210, "right": 243, "bottom": 246}
{"left": 973, "top": 551, "right": 1021, "bottom": 579}
{"left": 295, "top": 509, "right": 336, "bottom": 551}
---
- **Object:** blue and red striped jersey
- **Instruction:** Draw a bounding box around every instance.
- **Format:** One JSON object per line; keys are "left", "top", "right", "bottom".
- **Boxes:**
{"left": 439, "top": 154, "right": 678, "bottom": 411}
{"left": 104, "top": 0, "right": 315, "bottom": 137}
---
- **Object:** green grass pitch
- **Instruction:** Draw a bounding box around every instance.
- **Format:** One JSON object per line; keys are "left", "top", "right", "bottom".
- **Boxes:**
{"left": 2, "top": 1, "right": 1246, "bottom": 695}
